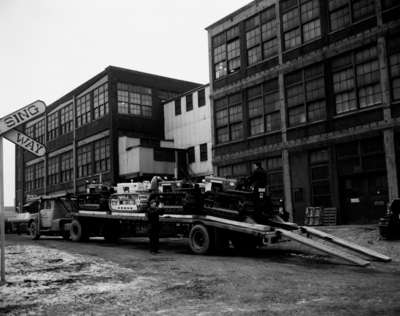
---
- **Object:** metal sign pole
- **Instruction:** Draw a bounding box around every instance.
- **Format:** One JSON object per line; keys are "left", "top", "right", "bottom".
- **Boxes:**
{"left": 0, "top": 137, "right": 5, "bottom": 283}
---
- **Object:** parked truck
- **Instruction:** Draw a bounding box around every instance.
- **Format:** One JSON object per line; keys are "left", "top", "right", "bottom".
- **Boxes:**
{"left": 22, "top": 178, "right": 391, "bottom": 266}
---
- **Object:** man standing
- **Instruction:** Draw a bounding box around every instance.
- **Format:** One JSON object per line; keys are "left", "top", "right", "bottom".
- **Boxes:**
{"left": 249, "top": 162, "right": 273, "bottom": 223}
{"left": 146, "top": 199, "right": 161, "bottom": 253}
{"left": 249, "top": 162, "right": 267, "bottom": 190}
{"left": 150, "top": 176, "right": 162, "bottom": 193}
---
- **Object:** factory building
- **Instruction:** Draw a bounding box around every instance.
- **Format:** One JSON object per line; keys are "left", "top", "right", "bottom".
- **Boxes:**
{"left": 206, "top": 0, "right": 400, "bottom": 224}
{"left": 16, "top": 66, "right": 201, "bottom": 210}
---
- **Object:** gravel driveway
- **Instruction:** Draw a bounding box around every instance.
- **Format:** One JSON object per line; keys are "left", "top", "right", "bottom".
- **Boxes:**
{"left": 1, "top": 225, "right": 399, "bottom": 315}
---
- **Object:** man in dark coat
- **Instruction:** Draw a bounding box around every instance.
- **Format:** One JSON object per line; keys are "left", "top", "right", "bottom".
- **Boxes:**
{"left": 146, "top": 199, "right": 162, "bottom": 253}
{"left": 249, "top": 162, "right": 268, "bottom": 189}
{"left": 249, "top": 162, "right": 273, "bottom": 223}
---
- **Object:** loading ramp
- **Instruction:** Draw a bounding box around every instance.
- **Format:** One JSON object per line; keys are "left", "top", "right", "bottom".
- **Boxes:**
{"left": 275, "top": 226, "right": 391, "bottom": 267}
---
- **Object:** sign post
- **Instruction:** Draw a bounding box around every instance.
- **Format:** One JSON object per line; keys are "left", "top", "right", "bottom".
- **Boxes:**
{"left": 0, "top": 100, "right": 46, "bottom": 284}
{"left": 0, "top": 138, "right": 4, "bottom": 284}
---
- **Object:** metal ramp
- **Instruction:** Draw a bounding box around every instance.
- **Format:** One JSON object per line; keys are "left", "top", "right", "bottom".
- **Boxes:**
{"left": 276, "top": 226, "right": 391, "bottom": 267}
{"left": 299, "top": 226, "right": 391, "bottom": 262}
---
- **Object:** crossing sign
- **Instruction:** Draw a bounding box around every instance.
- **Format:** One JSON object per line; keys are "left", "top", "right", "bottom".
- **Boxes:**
{"left": 4, "top": 130, "right": 45, "bottom": 156}
{"left": 0, "top": 99, "right": 47, "bottom": 283}
{"left": 0, "top": 100, "right": 46, "bottom": 135}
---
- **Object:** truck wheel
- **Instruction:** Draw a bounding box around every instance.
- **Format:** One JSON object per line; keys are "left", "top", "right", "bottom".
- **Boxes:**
{"left": 28, "top": 221, "right": 40, "bottom": 240}
{"left": 70, "top": 219, "right": 88, "bottom": 242}
{"left": 189, "top": 224, "right": 214, "bottom": 254}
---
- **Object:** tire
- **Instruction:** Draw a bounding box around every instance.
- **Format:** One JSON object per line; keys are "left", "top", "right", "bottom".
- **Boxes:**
{"left": 28, "top": 221, "right": 40, "bottom": 240}
{"left": 70, "top": 219, "right": 88, "bottom": 242}
{"left": 189, "top": 224, "right": 214, "bottom": 254}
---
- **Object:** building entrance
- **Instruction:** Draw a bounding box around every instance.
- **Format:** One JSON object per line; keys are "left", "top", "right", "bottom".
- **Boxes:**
{"left": 339, "top": 173, "right": 388, "bottom": 224}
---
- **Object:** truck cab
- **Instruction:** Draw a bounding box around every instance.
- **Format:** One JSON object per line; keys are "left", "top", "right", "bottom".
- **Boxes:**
{"left": 28, "top": 193, "right": 75, "bottom": 240}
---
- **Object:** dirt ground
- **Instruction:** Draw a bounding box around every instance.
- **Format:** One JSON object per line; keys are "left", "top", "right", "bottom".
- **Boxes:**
{"left": 1, "top": 225, "right": 400, "bottom": 315}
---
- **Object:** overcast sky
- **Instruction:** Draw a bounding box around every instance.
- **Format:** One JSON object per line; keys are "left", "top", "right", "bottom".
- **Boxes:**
{"left": 0, "top": 0, "right": 250, "bottom": 206}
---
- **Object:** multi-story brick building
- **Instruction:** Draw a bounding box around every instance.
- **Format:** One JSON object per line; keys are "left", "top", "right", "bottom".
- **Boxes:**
{"left": 207, "top": 0, "right": 400, "bottom": 224}
{"left": 163, "top": 85, "right": 213, "bottom": 179}
{"left": 16, "top": 66, "right": 201, "bottom": 210}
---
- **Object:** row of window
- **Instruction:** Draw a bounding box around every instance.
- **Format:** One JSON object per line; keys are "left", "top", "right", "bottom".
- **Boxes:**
{"left": 214, "top": 39, "right": 400, "bottom": 144}
{"left": 175, "top": 89, "right": 206, "bottom": 116}
{"left": 212, "top": 0, "right": 382, "bottom": 79}
{"left": 25, "top": 137, "right": 110, "bottom": 192}
{"left": 26, "top": 83, "right": 109, "bottom": 143}
{"left": 188, "top": 143, "right": 208, "bottom": 164}
{"left": 117, "top": 83, "right": 152, "bottom": 118}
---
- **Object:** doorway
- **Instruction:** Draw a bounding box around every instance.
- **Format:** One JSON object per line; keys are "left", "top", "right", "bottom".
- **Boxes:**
{"left": 340, "top": 173, "right": 388, "bottom": 224}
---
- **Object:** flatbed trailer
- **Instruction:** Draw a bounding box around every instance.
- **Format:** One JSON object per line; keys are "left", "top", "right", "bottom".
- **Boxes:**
{"left": 66, "top": 210, "right": 391, "bottom": 267}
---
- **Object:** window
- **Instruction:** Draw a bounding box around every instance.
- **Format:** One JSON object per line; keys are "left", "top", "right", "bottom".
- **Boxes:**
{"left": 77, "top": 144, "right": 92, "bottom": 178}
{"left": 61, "top": 151, "right": 73, "bottom": 183}
{"left": 34, "top": 162, "right": 44, "bottom": 189}
{"left": 281, "top": 0, "right": 321, "bottom": 51}
{"left": 35, "top": 119, "right": 45, "bottom": 144}
{"left": 76, "top": 93, "right": 91, "bottom": 128}
{"left": 382, "top": 0, "right": 400, "bottom": 10}
{"left": 266, "top": 156, "right": 283, "bottom": 198}
{"left": 94, "top": 137, "right": 110, "bottom": 173}
{"left": 47, "top": 112, "right": 59, "bottom": 141}
{"left": 175, "top": 98, "right": 181, "bottom": 115}
{"left": 60, "top": 103, "right": 73, "bottom": 135}
{"left": 219, "top": 165, "right": 232, "bottom": 178}
{"left": 215, "top": 93, "right": 243, "bottom": 144}
{"left": 285, "top": 64, "right": 326, "bottom": 126}
{"left": 25, "top": 165, "right": 34, "bottom": 192}
{"left": 198, "top": 89, "right": 206, "bottom": 107}
{"left": 336, "top": 138, "right": 386, "bottom": 175}
{"left": 154, "top": 148, "right": 175, "bottom": 162}
{"left": 200, "top": 143, "right": 208, "bottom": 161}
{"left": 47, "top": 156, "right": 59, "bottom": 185}
{"left": 26, "top": 125, "right": 34, "bottom": 138}
{"left": 331, "top": 46, "right": 381, "bottom": 114}
{"left": 329, "top": 0, "right": 375, "bottom": 32}
{"left": 248, "top": 78, "right": 281, "bottom": 135}
{"left": 245, "top": 5, "right": 278, "bottom": 66}
{"left": 310, "top": 149, "right": 331, "bottom": 206}
{"left": 212, "top": 25, "right": 241, "bottom": 79}
{"left": 186, "top": 94, "right": 193, "bottom": 111}
{"left": 188, "top": 147, "right": 195, "bottom": 164}
{"left": 388, "top": 34, "right": 400, "bottom": 101}
{"left": 232, "top": 163, "right": 248, "bottom": 177}
{"left": 117, "top": 83, "right": 152, "bottom": 118}
{"left": 93, "top": 83, "right": 109, "bottom": 120}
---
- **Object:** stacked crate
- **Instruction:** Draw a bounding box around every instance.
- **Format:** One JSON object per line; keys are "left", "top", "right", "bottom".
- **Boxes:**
{"left": 304, "top": 207, "right": 322, "bottom": 225}
{"left": 321, "top": 207, "right": 337, "bottom": 226}
{"left": 304, "top": 207, "right": 337, "bottom": 226}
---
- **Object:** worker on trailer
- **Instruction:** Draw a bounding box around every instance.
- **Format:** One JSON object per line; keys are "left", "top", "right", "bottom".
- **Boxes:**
{"left": 249, "top": 162, "right": 273, "bottom": 223}
{"left": 150, "top": 176, "right": 162, "bottom": 193}
{"left": 146, "top": 198, "right": 162, "bottom": 254}
{"left": 249, "top": 162, "right": 268, "bottom": 189}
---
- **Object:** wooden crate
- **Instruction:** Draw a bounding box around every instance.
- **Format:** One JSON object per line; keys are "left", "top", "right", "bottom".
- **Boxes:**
{"left": 304, "top": 207, "right": 322, "bottom": 226}
{"left": 322, "top": 207, "right": 337, "bottom": 226}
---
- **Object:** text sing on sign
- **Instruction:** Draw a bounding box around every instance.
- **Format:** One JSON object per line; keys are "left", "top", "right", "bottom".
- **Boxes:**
{"left": 0, "top": 100, "right": 46, "bottom": 135}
